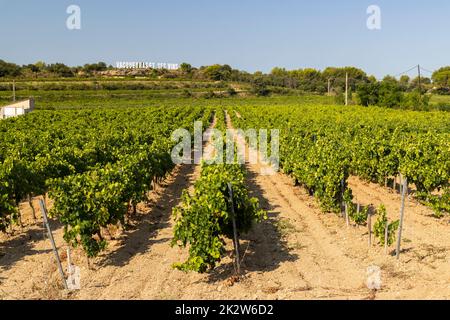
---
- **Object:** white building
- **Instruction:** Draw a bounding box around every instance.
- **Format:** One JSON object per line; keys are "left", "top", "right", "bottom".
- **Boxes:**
{"left": 0, "top": 99, "right": 35, "bottom": 119}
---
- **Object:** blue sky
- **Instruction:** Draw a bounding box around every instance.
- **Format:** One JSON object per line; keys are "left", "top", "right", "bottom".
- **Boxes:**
{"left": 0, "top": 0, "right": 449, "bottom": 78}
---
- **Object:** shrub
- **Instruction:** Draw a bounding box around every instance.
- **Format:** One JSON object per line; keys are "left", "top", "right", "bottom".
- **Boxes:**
{"left": 373, "top": 205, "right": 399, "bottom": 246}
{"left": 226, "top": 87, "right": 237, "bottom": 96}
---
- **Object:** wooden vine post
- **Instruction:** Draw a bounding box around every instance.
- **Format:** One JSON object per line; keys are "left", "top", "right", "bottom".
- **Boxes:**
{"left": 399, "top": 173, "right": 403, "bottom": 195}
{"left": 340, "top": 179, "right": 347, "bottom": 224}
{"left": 39, "top": 199, "right": 68, "bottom": 290}
{"left": 384, "top": 219, "right": 389, "bottom": 254}
{"left": 345, "top": 202, "right": 349, "bottom": 227}
{"left": 396, "top": 177, "right": 408, "bottom": 260}
{"left": 227, "top": 183, "right": 241, "bottom": 275}
{"left": 28, "top": 194, "right": 37, "bottom": 221}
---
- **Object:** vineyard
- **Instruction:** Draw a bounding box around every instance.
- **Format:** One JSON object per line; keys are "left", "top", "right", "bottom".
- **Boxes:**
{"left": 0, "top": 106, "right": 211, "bottom": 256}
{"left": 0, "top": 95, "right": 450, "bottom": 300}
{"left": 3, "top": 0, "right": 450, "bottom": 309}
{"left": 230, "top": 104, "right": 450, "bottom": 217}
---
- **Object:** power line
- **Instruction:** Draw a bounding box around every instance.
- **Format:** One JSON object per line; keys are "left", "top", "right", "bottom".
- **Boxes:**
{"left": 392, "top": 65, "right": 418, "bottom": 78}
{"left": 327, "top": 64, "right": 435, "bottom": 83}
{"left": 419, "top": 66, "right": 434, "bottom": 74}
{"left": 371, "top": 65, "right": 419, "bottom": 81}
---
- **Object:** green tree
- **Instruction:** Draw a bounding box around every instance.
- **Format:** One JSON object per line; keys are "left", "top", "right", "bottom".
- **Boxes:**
{"left": 0, "top": 60, "right": 21, "bottom": 77}
{"left": 378, "top": 76, "right": 403, "bottom": 108}
{"left": 356, "top": 82, "right": 380, "bottom": 106}
{"left": 294, "top": 68, "right": 325, "bottom": 93}
{"left": 202, "top": 64, "right": 232, "bottom": 81}
{"left": 432, "top": 66, "right": 450, "bottom": 88}
{"left": 270, "top": 67, "right": 289, "bottom": 77}
{"left": 47, "top": 63, "right": 74, "bottom": 77}
{"left": 34, "top": 61, "right": 47, "bottom": 71}
{"left": 251, "top": 77, "right": 270, "bottom": 96}
{"left": 399, "top": 75, "right": 410, "bottom": 91}
{"left": 83, "top": 62, "right": 107, "bottom": 73}
{"left": 180, "top": 62, "right": 193, "bottom": 74}
{"left": 322, "top": 66, "right": 368, "bottom": 92}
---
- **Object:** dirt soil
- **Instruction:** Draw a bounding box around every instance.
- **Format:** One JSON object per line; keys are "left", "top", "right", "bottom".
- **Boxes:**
{"left": 0, "top": 114, "right": 449, "bottom": 300}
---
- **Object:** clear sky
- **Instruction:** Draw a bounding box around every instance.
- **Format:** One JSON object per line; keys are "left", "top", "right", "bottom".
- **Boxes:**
{"left": 0, "top": 0, "right": 449, "bottom": 78}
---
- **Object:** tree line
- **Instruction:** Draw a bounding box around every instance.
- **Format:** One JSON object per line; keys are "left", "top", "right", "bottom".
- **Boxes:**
{"left": 1, "top": 59, "right": 449, "bottom": 109}
{"left": 1, "top": 59, "right": 448, "bottom": 92}
{"left": 0, "top": 60, "right": 108, "bottom": 78}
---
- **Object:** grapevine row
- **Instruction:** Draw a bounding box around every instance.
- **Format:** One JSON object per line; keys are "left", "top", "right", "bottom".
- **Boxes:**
{"left": 172, "top": 109, "right": 266, "bottom": 272}
{"left": 230, "top": 104, "right": 450, "bottom": 217}
{"left": 0, "top": 106, "right": 212, "bottom": 257}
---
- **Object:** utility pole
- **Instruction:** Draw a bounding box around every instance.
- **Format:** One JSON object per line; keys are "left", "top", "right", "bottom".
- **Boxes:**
{"left": 12, "top": 80, "right": 16, "bottom": 102}
{"left": 345, "top": 72, "right": 348, "bottom": 106}
{"left": 327, "top": 78, "right": 331, "bottom": 96}
{"left": 417, "top": 64, "right": 422, "bottom": 103}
